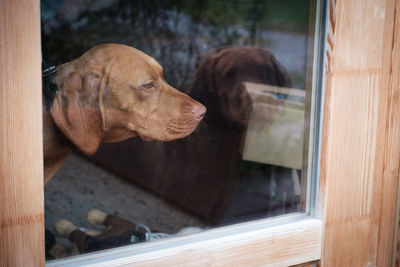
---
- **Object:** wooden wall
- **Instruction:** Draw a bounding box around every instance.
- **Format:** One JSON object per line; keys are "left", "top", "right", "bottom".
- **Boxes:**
{"left": 0, "top": 0, "right": 44, "bottom": 266}
{"left": 319, "top": 0, "right": 400, "bottom": 266}
{"left": 1, "top": 0, "right": 400, "bottom": 266}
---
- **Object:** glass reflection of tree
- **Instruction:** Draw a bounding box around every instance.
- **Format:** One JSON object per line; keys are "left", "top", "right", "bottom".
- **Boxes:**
{"left": 41, "top": 0, "right": 309, "bottom": 91}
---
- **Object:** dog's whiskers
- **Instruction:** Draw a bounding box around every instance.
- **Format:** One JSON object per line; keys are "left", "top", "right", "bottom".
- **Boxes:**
{"left": 165, "top": 118, "right": 198, "bottom": 136}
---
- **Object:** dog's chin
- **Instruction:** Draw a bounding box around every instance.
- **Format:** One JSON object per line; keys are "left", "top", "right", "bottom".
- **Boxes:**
{"left": 139, "top": 135, "right": 156, "bottom": 142}
{"left": 170, "top": 125, "right": 202, "bottom": 140}
{"left": 139, "top": 126, "right": 199, "bottom": 142}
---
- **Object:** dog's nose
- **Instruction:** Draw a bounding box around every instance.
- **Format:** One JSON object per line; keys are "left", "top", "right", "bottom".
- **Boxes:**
{"left": 192, "top": 104, "right": 206, "bottom": 120}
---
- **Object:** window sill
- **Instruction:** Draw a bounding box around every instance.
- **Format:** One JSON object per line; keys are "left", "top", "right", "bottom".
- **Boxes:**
{"left": 47, "top": 213, "right": 322, "bottom": 267}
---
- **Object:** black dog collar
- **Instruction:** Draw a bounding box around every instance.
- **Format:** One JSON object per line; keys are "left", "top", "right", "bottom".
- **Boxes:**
{"left": 42, "top": 65, "right": 58, "bottom": 110}
{"left": 42, "top": 63, "right": 75, "bottom": 149}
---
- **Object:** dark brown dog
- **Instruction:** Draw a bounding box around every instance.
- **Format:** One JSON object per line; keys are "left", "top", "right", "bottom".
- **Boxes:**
{"left": 191, "top": 46, "right": 290, "bottom": 127}
{"left": 91, "top": 46, "right": 291, "bottom": 223}
{"left": 43, "top": 44, "right": 206, "bottom": 185}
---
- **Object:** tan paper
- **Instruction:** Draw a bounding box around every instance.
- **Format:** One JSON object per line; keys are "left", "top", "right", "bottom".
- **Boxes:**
{"left": 242, "top": 82, "right": 305, "bottom": 169}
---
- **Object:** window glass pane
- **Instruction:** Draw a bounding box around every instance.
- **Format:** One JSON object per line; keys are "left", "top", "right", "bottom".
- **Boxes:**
{"left": 42, "top": 0, "right": 320, "bottom": 260}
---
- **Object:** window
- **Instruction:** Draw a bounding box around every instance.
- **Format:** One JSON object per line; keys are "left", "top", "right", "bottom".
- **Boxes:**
{"left": 40, "top": 0, "right": 327, "bottom": 265}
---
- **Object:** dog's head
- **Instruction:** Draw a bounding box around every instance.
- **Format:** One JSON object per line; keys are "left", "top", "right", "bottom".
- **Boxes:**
{"left": 50, "top": 44, "right": 206, "bottom": 155}
{"left": 190, "top": 46, "right": 291, "bottom": 127}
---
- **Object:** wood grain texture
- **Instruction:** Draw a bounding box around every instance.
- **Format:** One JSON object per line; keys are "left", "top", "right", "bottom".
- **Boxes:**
{"left": 318, "top": 0, "right": 399, "bottom": 266}
{"left": 47, "top": 215, "right": 321, "bottom": 267}
{"left": 380, "top": 1, "right": 400, "bottom": 266}
{"left": 391, "top": 1, "right": 400, "bottom": 266}
{"left": 0, "top": 0, "right": 44, "bottom": 266}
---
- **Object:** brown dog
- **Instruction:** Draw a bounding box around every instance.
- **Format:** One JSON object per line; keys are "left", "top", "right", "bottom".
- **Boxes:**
{"left": 191, "top": 46, "right": 290, "bottom": 127}
{"left": 43, "top": 44, "right": 206, "bottom": 185}
{"left": 91, "top": 46, "right": 291, "bottom": 223}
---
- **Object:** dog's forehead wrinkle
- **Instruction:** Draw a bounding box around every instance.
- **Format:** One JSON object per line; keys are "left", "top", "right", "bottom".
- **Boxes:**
{"left": 124, "top": 51, "right": 161, "bottom": 76}
{"left": 125, "top": 67, "right": 157, "bottom": 87}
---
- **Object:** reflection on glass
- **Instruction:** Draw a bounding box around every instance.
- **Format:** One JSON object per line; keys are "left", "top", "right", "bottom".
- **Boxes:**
{"left": 42, "top": 0, "right": 314, "bottom": 260}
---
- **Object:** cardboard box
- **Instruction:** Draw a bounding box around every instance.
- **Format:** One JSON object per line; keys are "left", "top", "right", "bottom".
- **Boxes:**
{"left": 242, "top": 82, "right": 306, "bottom": 170}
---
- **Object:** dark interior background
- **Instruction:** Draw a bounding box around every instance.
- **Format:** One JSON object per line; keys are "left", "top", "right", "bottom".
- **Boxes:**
{"left": 42, "top": 0, "right": 312, "bottom": 226}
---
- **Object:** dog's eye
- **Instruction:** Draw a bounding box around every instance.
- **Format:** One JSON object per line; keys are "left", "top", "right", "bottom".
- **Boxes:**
{"left": 225, "top": 69, "right": 238, "bottom": 80}
{"left": 142, "top": 82, "right": 155, "bottom": 90}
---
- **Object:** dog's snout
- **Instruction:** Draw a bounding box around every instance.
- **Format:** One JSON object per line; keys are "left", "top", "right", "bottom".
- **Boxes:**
{"left": 191, "top": 104, "right": 206, "bottom": 120}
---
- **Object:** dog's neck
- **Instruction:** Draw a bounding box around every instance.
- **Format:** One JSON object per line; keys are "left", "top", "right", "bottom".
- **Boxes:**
{"left": 43, "top": 110, "right": 73, "bottom": 185}
{"left": 42, "top": 65, "right": 75, "bottom": 185}
{"left": 42, "top": 64, "right": 75, "bottom": 148}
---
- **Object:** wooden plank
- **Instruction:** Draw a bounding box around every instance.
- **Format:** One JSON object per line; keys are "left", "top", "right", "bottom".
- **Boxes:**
{"left": 390, "top": 1, "right": 400, "bottom": 266}
{"left": 318, "top": 0, "right": 399, "bottom": 266}
{"left": 379, "top": 1, "right": 400, "bottom": 266}
{"left": 47, "top": 215, "right": 321, "bottom": 267}
{"left": 0, "top": 0, "right": 44, "bottom": 266}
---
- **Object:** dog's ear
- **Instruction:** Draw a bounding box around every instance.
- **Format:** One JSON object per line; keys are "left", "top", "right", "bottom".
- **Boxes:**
{"left": 50, "top": 67, "right": 105, "bottom": 155}
{"left": 190, "top": 60, "right": 208, "bottom": 103}
{"left": 189, "top": 55, "right": 220, "bottom": 122}
{"left": 191, "top": 55, "right": 214, "bottom": 101}
{"left": 269, "top": 53, "right": 292, "bottom": 88}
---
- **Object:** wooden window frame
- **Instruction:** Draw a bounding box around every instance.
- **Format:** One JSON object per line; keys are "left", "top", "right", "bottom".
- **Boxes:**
{"left": 1, "top": 0, "right": 400, "bottom": 266}
{"left": 46, "top": 214, "right": 321, "bottom": 267}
